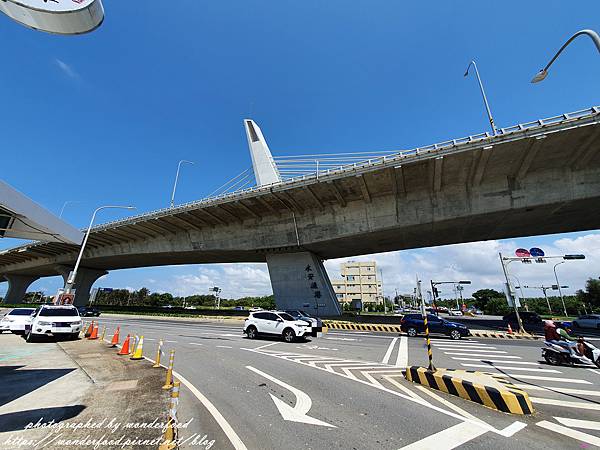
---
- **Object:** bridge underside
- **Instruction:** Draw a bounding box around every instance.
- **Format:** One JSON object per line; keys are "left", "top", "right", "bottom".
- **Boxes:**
{"left": 1, "top": 112, "right": 600, "bottom": 312}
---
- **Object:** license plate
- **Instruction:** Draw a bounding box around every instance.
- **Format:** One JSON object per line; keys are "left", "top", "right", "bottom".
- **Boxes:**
{"left": 54, "top": 322, "right": 70, "bottom": 327}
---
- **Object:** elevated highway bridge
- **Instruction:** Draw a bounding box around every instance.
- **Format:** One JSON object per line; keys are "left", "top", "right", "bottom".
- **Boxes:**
{"left": 1, "top": 107, "right": 600, "bottom": 314}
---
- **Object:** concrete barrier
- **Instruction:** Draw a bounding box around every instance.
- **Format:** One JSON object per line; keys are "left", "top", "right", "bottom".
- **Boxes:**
{"left": 405, "top": 366, "right": 534, "bottom": 415}
{"left": 323, "top": 321, "right": 402, "bottom": 333}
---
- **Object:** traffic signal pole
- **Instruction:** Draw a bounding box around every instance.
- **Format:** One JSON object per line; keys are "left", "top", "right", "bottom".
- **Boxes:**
{"left": 417, "top": 277, "right": 435, "bottom": 371}
{"left": 499, "top": 253, "right": 526, "bottom": 334}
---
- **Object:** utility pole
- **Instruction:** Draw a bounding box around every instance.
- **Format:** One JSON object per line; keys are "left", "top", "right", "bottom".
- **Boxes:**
{"left": 417, "top": 275, "right": 435, "bottom": 371}
{"left": 380, "top": 268, "right": 386, "bottom": 314}
{"left": 499, "top": 252, "right": 525, "bottom": 334}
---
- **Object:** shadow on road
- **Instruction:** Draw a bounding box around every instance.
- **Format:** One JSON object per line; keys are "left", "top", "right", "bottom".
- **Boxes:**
{"left": 0, "top": 405, "right": 86, "bottom": 432}
{"left": 0, "top": 366, "right": 75, "bottom": 407}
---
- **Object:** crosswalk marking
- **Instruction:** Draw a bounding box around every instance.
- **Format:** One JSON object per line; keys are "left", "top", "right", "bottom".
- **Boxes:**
{"left": 451, "top": 358, "right": 538, "bottom": 365}
{"left": 433, "top": 343, "right": 496, "bottom": 349}
{"left": 396, "top": 336, "right": 408, "bottom": 367}
{"left": 493, "top": 373, "right": 592, "bottom": 384}
{"left": 459, "top": 364, "right": 561, "bottom": 373}
{"left": 530, "top": 397, "right": 600, "bottom": 410}
{"left": 513, "top": 384, "right": 600, "bottom": 396}
{"left": 436, "top": 348, "right": 507, "bottom": 353}
{"left": 399, "top": 421, "right": 488, "bottom": 450}
{"left": 444, "top": 352, "right": 520, "bottom": 358}
{"left": 382, "top": 338, "right": 398, "bottom": 364}
{"left": 537, "top": 420, "right": 600, "bottom": 447}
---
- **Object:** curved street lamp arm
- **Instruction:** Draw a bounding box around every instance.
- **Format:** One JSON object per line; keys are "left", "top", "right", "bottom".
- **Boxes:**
{"left": 464, "top": 60, "right": 497, "bottom": 134}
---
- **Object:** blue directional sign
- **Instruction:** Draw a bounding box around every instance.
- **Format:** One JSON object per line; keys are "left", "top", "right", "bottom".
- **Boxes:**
{"left": 529, "top": 247, "right": 545, "bottom": 257}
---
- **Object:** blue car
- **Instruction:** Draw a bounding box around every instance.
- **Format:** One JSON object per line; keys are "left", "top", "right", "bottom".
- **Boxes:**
{"left": 400, "top": 314, "right": 470, "bottom": 340}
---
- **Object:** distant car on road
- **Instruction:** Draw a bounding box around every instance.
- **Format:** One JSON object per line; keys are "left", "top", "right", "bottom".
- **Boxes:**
{"left": 448, "top": 309, "right": 463, "bottom": 316}
{"left": 400, "top": 314, "right": 470, "bottom": 340}
{"left": 1, "top": 308, "right": 35, "bottom": 334}
{"left": 249, "top": 307, "right": 262, "bottom": 312}
{"left": 573, "top": 314, "right": 600, "bottom": 329}
{"left": 503, "top": 311, "right": 542, "bottom": 325}
{"left": 243, "top": 310, "right": 312, "bottom": 343}
{"left": 77, "top": 306, "right": 100, "bottom": 317}
{"left": 233, "top": 306, "right": 246, "bottom": 311}
{"left": 24, "top": 305, "right": 82, "bottom": 342}
{"left": 284, "top": 310, "right": 323, "bottom": 336}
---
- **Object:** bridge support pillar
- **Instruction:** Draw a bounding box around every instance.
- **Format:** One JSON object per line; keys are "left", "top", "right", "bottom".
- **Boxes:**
{"left": 57, "top": 267, "right": 108, "bottom": 306}
{"left": 266, "top": 252, "right": 342, "bottom": 317}
{"left": 2, "top": 274, "right": 39, "bottom": 304}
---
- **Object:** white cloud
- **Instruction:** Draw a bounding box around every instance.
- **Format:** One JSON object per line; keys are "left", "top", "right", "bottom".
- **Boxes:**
{"left": 54, "top": 58, "right": 79, "bottom": 79}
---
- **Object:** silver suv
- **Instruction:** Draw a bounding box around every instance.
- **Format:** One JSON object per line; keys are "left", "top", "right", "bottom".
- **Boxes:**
{"left": 243, "top": 311, "right": 312, "bottom": 343}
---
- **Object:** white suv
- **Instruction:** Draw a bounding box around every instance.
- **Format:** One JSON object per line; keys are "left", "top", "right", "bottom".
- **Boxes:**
{"left": 1, "top": 308, "right": 35, "bottom": 334}
{"left": 24, "top": 305, "right": 82, "bottom": 342}
{"left": 244, "top": 311, "right": 312, "bottom": 343}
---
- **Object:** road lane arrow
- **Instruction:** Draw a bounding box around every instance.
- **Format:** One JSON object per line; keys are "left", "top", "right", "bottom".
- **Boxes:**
{"left": 246, "top": 365, "right": 336, "bottom": 427}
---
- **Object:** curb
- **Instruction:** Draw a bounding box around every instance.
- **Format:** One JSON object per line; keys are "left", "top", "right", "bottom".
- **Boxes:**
{"left": 405, "top": 366, "right": 534, "bottom": 415}
{"left": 323, "top": 321, "right": 402, "bottom": 333}
{"left": 470, "top": 330, "right": 541, "bottom": 340}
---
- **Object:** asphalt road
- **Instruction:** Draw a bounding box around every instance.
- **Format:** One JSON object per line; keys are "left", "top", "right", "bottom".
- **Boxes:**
{"left": 75, "top": 314, "right": 600, "bottom": 450}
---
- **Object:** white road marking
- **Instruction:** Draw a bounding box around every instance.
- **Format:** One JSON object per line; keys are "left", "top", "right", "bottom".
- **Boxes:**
{"left": 530, "top": 397, "right": 599, "bottom": 410}
{"left": 382, "top": 375, "right": 424, "bottom": 401}
{"left": 216, "top": 345, "right": 233, "bottom": 349}
{"left": 399, "top": 421, "right": 488, "bottom": 449}
{"left": 164, "top": 340, "right": 178, "bottom": 343}
{"left": 188, "top": 342, "right": 203, "bottom": 346}
{"left": 589, "top": 368, "right": 600, "bottom": 375}
{"left": 437, "top": 348, "right": 507, "bottom": 353}
{"left": 432, "top": 343, "right": 495, "bottom": 348}
{"left": 555, "top": 417, "right": 600, "bottom": 430}
{"left": 396, "top": 336, "right": 408, "bottom": 368}
{"left": 451, "top": 358, "right": 538, "bottom": 365}
{"left": 246, "top": 366, "right": 336, "bottom": 427}
{"left": 536, "top": 420, "right": 600, "bottom": 447}
{"left": 142, "top": 356, "right": 247, "bottom": 450}
{"left": 459, "top": 364, "right": 561, "bottom": 373}
{"left": 253, "top": 342, "right": 281, "bottom": 350}
{"left": 382, "top": 337, "right": 398, "bottom": 364}
{"left": 513, "top": 384, "right": 600, "bottom": 396}
{"left": 324, "top": 337, "right": 357, "bottom": 341}
{"left": 494, "top": 374, "right": 592, "bottom": 384}
{"left": 444, "top": 352, "right": 520, "bottom": 358}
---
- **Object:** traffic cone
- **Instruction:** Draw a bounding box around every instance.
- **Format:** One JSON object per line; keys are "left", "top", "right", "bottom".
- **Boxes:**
{"left": 109, "top": 327, "right": 120, "bottom": 347}
{"left": 117, "top": 334, "right": 131, "bottom": 355}
{"left": 84, "top": 321, "right": 94, "bottom": 338}
{"left": 507, "top": 324, "right": 513, "bottom": 334}
{"left": 130, "top": 335, "right": 145, "bottom": 360}
{"left": 153, "top": 339, "right": 163, "bottom": 368}
{"left": 88, "top": 323, "right": 99, "bottom": 340}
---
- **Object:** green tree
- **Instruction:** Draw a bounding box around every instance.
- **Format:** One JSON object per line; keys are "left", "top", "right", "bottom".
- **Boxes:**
{"left": 471, "top": 289, "right": 504, "bottom": 311}
{"left": 576, "top": 278, "right": 600, "bottom": 309}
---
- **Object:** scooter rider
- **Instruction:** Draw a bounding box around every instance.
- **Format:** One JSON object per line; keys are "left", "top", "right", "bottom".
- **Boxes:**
{"left": 544, "top": 320, "right": 578, "bottom": 355}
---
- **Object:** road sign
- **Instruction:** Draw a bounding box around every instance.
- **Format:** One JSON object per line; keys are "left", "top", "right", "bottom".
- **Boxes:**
{"left": 530, "top": 247, "right": 545, "bottom": 257}
{"left": 515, "top": 248, "right": 530, "bottom": 257}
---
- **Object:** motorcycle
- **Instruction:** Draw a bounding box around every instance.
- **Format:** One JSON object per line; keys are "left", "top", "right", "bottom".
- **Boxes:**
{"left": 542, "top": 340, "right": 600, "bottom": 368}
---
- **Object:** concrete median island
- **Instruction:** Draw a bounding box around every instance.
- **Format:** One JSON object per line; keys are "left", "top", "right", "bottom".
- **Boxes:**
{"left": 405, "top": 366, "right": 534, "bottom": 415}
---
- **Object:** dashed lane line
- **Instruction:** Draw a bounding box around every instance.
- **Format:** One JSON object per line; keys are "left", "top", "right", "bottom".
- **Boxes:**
{"left": 443, "top": 352, "right": 520, "bottom": 358}
{"left": 459, "top": 364, "right": 561, "bottom": 373}
{"left": 188, "top": 342, "right": 204, "bottom": 346}
{"left": 216, "top": 345, "right": 233, "bottom": 349}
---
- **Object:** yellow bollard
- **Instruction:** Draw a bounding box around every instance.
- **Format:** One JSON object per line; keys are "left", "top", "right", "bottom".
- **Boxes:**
{"left": 162, "top": 350, "right": 175, "bottom": 390}
{"left": 130, "top": 335, "right": 145, "bottom": 360}
{"left": 100, "top": 325, "right": 106, "bottom": 341}
{"left": 153, "top": 339, "right": 163, "bottom": 368}
{"left": 159, "top": 381, "right": 180, "bottom": 450}
{"left": 130, "top": 335, "right": 138, "bottom": 356}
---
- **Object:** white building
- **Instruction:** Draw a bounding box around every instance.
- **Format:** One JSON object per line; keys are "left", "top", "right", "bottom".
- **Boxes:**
{"left": 332, "top": 261, "right": 383, "bottom": 306}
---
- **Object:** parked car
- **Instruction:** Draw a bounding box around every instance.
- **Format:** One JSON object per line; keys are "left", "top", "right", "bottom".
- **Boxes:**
{"left": 436, "top": 306, "right": 449, "bottom": 313}
{"left": 1, "top": 308, "right": 35, "bottom": 334}
{"left": 400, "top": 314, "right": 470, "bottom": 340}
{"left": 284, "top": 310, "right": 323, "bottom": 336}
{"left": 243, "top": 311, "right": 312, "bottom": 342}
{"left": 77, "top": 306, "right": 101, "bottom": 317}
{"left": 233, "top": 306, "right": 246, "bottom": 311}
{"left": 503, "top": 311, "right": 542, "bottom": 325}
{"left": 573, "top": 314, "right": 600, "bottom": 329}
{"left": 249, "top": 307, "right": 263, "bottom": 312}
{"left": 24, "top": 305, "right": 82, "bottom": 342}
{"left": 448, "top": 309, "right": 463, "bottom": 316}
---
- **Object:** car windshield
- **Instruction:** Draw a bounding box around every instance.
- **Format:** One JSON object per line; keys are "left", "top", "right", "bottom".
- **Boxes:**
{"left": 278, "top": 313, "right": 295, "bottom": 321}
{"left": 39, "top": 308, "right": 79, "bottom": 317}
{"left": 9, "top": 309, "right": 35, "bottom": 316}
{"left": 285, "top": 311, "right": 300, "bottom": 317}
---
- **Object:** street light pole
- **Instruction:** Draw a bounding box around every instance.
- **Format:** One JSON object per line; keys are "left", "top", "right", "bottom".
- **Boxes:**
{"left": 64, "top": 205, "right": 135, "bottom": 294}
{"left": 170, "top": 160, "right": 194, "bottom": 208}
{"left": 59, "top": 201, "right": 80, "bottom": 219}
{"left": 554, "top": 261, "right": 568, "bottom": 317}
{"left": 464, "top": 60, "right": 497, "bottom": 135}
{"left": 531, "top": 29, "right": 600, "bottom": 83}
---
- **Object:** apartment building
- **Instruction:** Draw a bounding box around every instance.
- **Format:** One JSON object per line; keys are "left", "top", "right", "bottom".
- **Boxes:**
{"left": 331, "top": 261, "right": 383, "bottom": 306}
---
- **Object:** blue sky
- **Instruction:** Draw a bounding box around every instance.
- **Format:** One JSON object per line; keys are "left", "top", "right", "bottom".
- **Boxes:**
{"left": 1, "top": 1, "right": 599, "bottom": 299}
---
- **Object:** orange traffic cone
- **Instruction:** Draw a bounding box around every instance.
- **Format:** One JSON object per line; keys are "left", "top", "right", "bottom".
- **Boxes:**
{"left": 88, "top": 323, "right": 99, "bottom": 340}
{"left": 118, "top": 334, "right": 131, "bottom": 355}
{"left": 84, "top": 321, "right": 94, "bottom": 338}
{"left": 109, "top": 327, "right": 120, "bottom": 347}
{"left": 507, "top": 324, "right": 513, "bottom": 334}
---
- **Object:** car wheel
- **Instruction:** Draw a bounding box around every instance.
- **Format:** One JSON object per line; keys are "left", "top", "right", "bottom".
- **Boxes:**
{"left": 246, "top": 326, "right": 257, "bottom": 339}
{"left": 282, "top": 328, "right": 296, "bottom": 343}
{"left": 407, "top": 327, "right": 418, "bottom": 337}
{"left": 450, "top": 330, "right": 462, "bottom": 340}
{"left": 25, "top": 330, "right": 36, "bottom": 343}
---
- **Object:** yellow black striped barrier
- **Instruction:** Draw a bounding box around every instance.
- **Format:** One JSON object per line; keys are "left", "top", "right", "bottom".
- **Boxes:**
{"left": 405, "top": 366, "right": 534, "bottom": 415}
{"left": 470, "top": 330, "right": 540, "bottom": 340}
{"left": 323, "top": 321, "right": 402, "bottom": 333}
